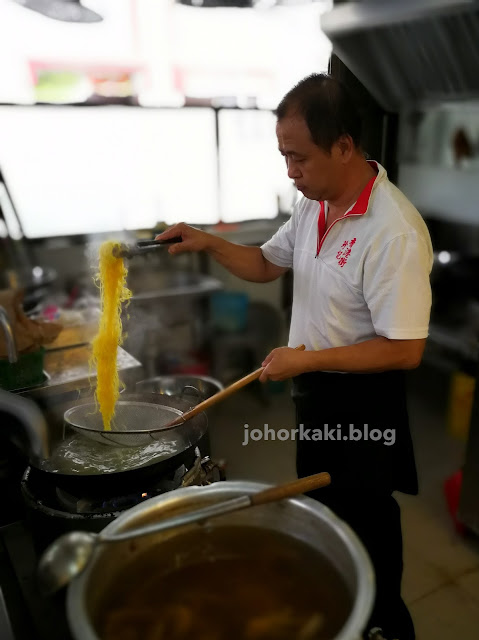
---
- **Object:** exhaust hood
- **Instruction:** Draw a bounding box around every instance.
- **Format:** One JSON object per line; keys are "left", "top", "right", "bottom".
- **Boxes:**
{"left": 321, "top": 0, "right": 479, "bottom": 112}
{"left": 13, "top": 0, "right": 103, "bottom": 23}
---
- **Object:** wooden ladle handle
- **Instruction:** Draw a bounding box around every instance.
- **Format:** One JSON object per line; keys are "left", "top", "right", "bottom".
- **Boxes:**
{"left": 167, "top": 344, "right": 306, "bottom": 427}
{"left": 250, "top": 472, "right": 331, "bottom": 507}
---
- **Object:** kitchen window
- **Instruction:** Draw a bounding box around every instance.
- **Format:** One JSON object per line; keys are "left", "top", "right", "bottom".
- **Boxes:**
{"left": 0, "top": 0, "right": 331, "bottom": 237}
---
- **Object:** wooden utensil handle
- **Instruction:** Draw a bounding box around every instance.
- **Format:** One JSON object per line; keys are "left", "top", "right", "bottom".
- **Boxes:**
{"left": 250, "top": 472, "right": 331, "bottom": 507}
{"left": 169, "top": 344, "right": 306, "bottom": 426}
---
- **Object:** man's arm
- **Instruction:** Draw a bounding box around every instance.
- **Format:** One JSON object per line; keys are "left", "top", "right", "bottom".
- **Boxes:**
{"left": 207, "top": 238, "right": 288, "bottom": 283}
{"left": 156, "top": 223, "right": 287, "bottom": 283}
{"left": 259, "top": 337, "right": 426, "bottom": 382}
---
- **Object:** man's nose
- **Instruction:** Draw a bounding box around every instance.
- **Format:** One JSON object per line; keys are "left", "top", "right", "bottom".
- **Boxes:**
{"left": 287, "top": 160, "right": 301, "bottom": 179}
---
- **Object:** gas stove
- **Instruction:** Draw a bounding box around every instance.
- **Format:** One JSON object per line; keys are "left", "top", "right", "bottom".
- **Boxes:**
{"left": 21, "top": 448, "right": 225, "bottom": 554}
{"left": 0, "top": 449, "right": 225, "bottom": 640}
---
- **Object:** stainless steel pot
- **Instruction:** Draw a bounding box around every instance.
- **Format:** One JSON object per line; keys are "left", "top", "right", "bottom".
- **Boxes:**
{"left": 66, "top": 481, "right": 375, "bottom": 640}
{"left": 31, "top": 393, "right": 208, "bottom": 497}
{"left": 135, "top": 375, "right": 223, "bottom": 458}
{"left": 136, "top": 374, "right": 224, "bottom": 403}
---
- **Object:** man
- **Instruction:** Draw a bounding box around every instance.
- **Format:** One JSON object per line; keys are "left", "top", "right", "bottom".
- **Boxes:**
{"left": 156, "top": 73, "right": 433, "bottom": 640}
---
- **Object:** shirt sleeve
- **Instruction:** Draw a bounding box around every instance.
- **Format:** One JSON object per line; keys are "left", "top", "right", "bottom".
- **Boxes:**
{"left": 363, "top": 232, "right": 433, "bottom": 340}
{"left": 260, "top": 202, "right": 302, "bottom": 269}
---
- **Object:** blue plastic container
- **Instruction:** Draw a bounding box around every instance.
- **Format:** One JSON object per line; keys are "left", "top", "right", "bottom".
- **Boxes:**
{"left": 211, "top": 292, "right": 249, "bottom": 333}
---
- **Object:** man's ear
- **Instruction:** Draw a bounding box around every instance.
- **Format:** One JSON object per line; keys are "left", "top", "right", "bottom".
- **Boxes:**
{"left": 336, "top": 134, "right": 354, "bottom": 162}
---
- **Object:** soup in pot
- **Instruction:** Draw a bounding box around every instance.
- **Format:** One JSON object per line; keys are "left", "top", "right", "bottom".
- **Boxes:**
{"left": 94, "top": 526, "right": 353, "bottom": 640}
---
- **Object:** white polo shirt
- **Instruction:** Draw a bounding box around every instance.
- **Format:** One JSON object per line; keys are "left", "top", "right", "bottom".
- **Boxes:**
{"left": 261, "top": 162, "right": 433, "bottom": 351}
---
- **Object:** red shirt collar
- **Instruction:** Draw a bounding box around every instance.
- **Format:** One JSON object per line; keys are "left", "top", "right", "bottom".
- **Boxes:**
{"left": 346, "top": 160, "right": 379, "bottom": 216}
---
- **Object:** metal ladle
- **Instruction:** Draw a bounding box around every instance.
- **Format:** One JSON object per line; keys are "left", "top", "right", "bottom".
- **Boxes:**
{"left": 37, "top": 471, "right": 331, "bottom": 595}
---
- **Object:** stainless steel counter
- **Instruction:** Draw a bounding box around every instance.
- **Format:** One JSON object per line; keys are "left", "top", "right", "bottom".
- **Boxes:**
{"left": 18, "top": 345, "right": 143, "bottom": 400}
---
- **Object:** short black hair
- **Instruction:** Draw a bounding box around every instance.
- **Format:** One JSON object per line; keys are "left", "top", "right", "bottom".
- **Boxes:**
{"left": 274, "top": 73, "right": 362, "bottom": 153}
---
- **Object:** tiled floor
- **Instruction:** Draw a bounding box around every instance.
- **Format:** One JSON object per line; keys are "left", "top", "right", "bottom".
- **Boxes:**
{"left": 208, "top": 366, "right": 479, "bottom": 639}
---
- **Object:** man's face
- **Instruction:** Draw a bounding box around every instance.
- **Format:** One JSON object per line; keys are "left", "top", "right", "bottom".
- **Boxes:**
{"left": 276, "top": 114, "right": 342, "bottom": 202}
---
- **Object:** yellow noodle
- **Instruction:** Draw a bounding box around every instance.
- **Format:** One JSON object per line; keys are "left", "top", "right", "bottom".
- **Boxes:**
{"left": 90, "top": 241, "right": 131, "bottom": 431}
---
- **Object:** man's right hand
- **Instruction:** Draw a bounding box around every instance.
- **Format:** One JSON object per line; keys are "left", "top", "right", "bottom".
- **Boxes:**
{"left": 155, "top": 223, "right": 215, "bottom": 255}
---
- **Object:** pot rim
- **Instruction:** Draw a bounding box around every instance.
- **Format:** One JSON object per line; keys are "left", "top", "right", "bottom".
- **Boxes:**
{"left": 136, "top": 374, "right": 224, "bottom": 388}
{"left": 67, "top": 481, "right": 375, "bottom": 640}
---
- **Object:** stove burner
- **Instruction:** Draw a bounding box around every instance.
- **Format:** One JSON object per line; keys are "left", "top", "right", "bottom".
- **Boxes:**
{"left": 182, "top": 454, "right": 225, "bottom": 487}
{"left": 55, "top": 464, "right": 187, "bottom": 514}
{"left": 21, "top": 448, "right": 226, "bottom": 552}
{"left": 48, "top": 451, "right": 225, "bottom": 516}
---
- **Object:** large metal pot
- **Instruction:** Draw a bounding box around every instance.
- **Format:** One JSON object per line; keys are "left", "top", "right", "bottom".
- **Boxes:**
{"left": 136, "top": 374, "right": 223, "bottom": 402}
{"left": 32, "top": 393, "right": 208, "bottom": 497}
{"left": 135, "top": 375, "right": 224, "bottom": 458}
{"left": 67, "top": 481, "right": 375, "bottom": 640}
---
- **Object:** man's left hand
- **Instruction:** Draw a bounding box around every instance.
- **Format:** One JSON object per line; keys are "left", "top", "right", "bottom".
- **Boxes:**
{"left": 259, "top": 347, "right": 307, "bottom": 382}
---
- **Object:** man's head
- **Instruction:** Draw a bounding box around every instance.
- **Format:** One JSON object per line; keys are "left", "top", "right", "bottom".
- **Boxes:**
{"left": 275, "top": 73, "right": 363, "bottom": 201}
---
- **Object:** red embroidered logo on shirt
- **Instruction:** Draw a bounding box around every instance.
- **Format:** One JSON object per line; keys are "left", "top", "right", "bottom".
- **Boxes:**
{"left": 336, "top": 238, "right": 357, "bottom": 268}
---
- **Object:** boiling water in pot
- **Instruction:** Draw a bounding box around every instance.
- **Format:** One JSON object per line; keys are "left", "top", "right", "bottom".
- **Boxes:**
{"left": 41, "top": 434, "right": 181, "bottom": 475}
{"left": 93, "top": 526, "right": 352, "bottom": 640}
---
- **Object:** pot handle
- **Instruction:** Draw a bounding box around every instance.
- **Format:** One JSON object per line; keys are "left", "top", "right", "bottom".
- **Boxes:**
{"left": 179, "top": 385, "right": 203, "bottom": 404}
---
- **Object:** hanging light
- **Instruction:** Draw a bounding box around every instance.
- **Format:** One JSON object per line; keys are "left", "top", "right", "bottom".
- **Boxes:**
{"left": 13, "top": 0, "right": 103, "bottom": 23}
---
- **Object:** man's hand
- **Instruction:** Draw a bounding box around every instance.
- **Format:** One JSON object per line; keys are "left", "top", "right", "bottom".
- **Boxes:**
{"left": 259, "top": 347, "right": 308, "bottom": 382}
{"left": 155, "top": 223, "right": 215, "bottom": 255}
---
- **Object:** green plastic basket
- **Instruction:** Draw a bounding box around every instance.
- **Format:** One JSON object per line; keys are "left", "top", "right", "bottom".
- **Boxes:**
{"left": 0, "top": 348, "right": 45, "bottom": 391}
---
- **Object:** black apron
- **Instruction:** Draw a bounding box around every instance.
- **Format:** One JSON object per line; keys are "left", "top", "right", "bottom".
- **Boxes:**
{"left": 293, "top": 370, "right": 418, "bottom": 497}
